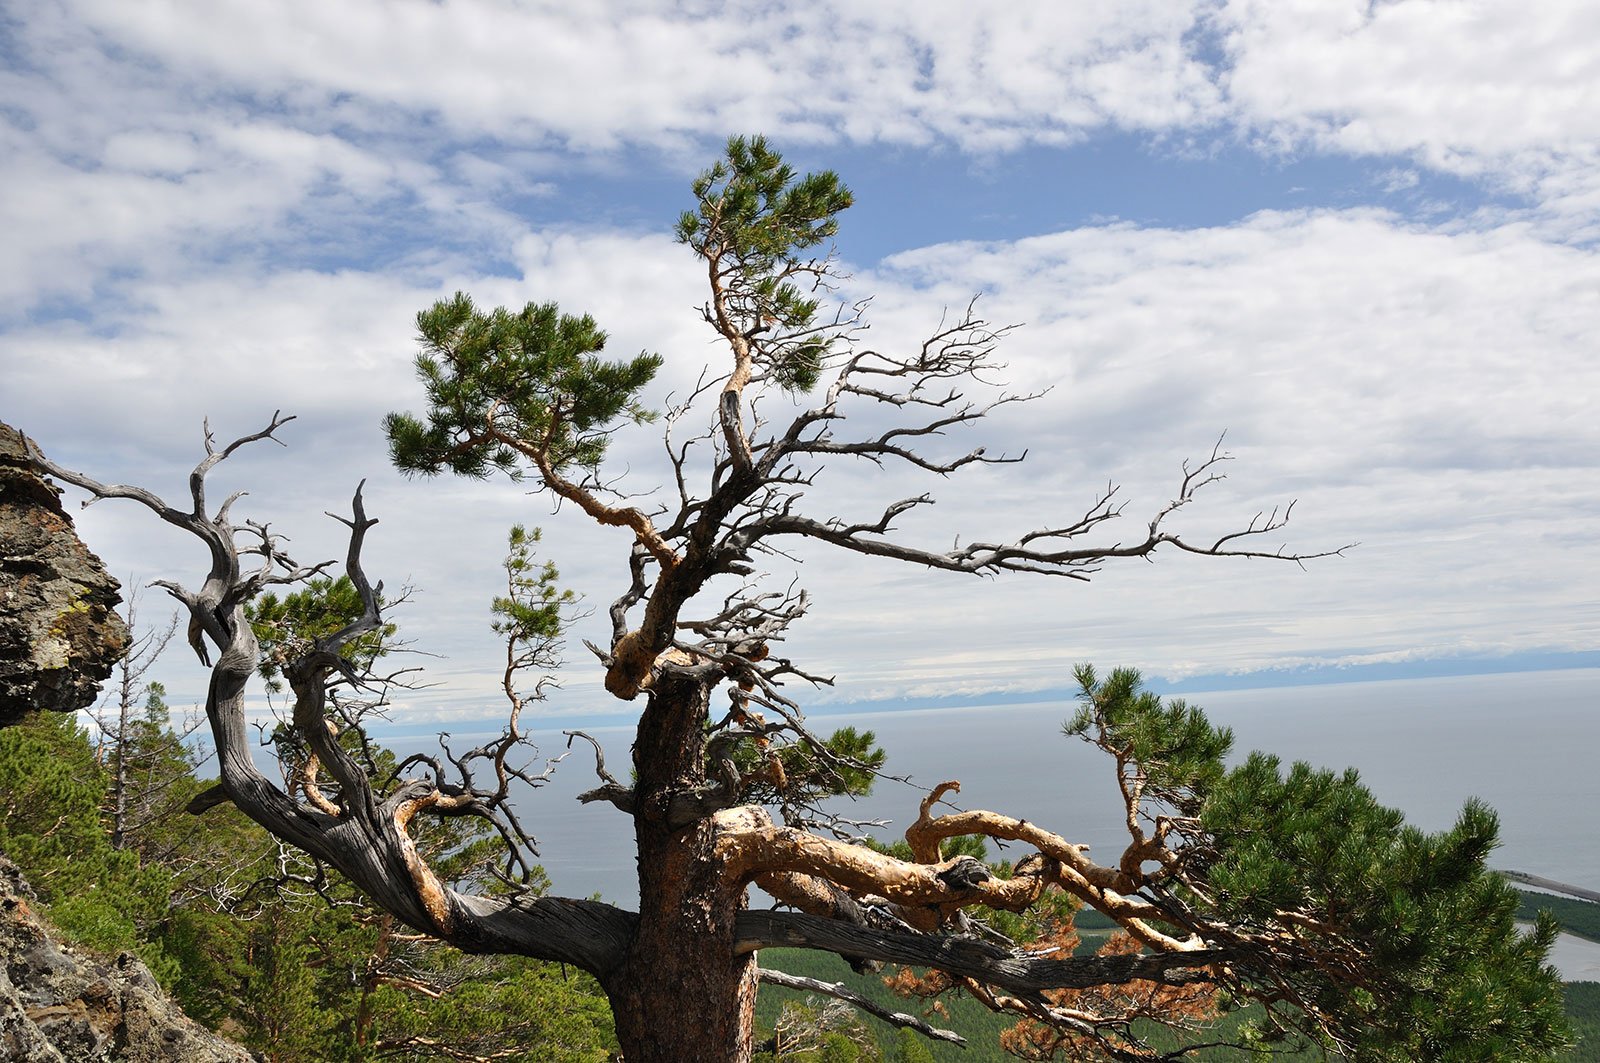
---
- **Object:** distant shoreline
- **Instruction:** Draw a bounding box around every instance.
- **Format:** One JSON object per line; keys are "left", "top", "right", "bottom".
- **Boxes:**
{"left": 1502, "top": 870, "right": 1600, "bottom": 904}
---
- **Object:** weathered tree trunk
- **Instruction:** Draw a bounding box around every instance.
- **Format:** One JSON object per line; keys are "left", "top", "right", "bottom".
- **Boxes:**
{"left": 606, "top": 672, "right": 757, "bottom": 1062}
{"left": 108, "top": 671, "right": 132, "bottom": 850}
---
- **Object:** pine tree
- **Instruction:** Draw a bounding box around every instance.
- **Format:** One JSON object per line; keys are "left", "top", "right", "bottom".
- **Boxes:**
{"left": 32, "top": 136, "right": 1569, "bottom": 1061}
{"left": 891, "top": 1029, "right": 936, "bottom": 1063}
{"left": 0, "top": 711, "right": 174, "bottom": 971}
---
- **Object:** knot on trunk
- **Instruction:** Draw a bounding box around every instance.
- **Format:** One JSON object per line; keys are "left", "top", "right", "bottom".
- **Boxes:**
{"left": 604, "top": 630, "right": 698, "bottom": 700}
{"left": 936, "top": 856, "right": 991, "bottom": 891}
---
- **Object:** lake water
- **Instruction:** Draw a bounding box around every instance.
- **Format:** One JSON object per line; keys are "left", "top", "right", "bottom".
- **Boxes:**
{"left": 418, "top": 669, "right": 1600, "bottom": 975}
{"left": 1545, "top": 933, "right": 1600, "bottom": 982}
{"left": 510, "top": 668, "right": 1600, "bottom": 904}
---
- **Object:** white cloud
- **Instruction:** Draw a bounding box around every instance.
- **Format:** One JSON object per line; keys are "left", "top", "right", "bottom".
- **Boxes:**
{"left": 0, "top": 110, "right": 433, "bottom": 311}
{"left": 12, "top": 198, "right": 1598, "bottom": 712}
{"left": 32, "top": 0, "right": 1593, "bottom": 206}
{"left": 9, "top": 0, "right": 1600, "bottom": 322}
{"left": 4, "top": 226, "right": 721, "bottom": 715}
{"left": 1217, "top": 0, "right": 1600, "bottom": 219}
{"left": 788, "top": 208, "right": 1600, "bottom": 693}
{"left": 1221, "top": 1, "right": 1600, "bottom": 156}
{"left": 38, "top": 0, "right": 1218, "bottom": 149}
{"left": 11, "top": 1, "right": 1600, "bottom": 198}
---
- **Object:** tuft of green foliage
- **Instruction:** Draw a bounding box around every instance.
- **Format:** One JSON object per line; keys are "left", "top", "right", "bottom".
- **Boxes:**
{"left": 732, "top": 725, "right": 887, "bottom": 809}
{"left": 890, "top": 1029, "right": 937, "bottom": 1063}
{"left": 1065, "top": 663, "right": 1231, "bottom": 814}
{"left": 247, "top": 574, "right": 395, "bottom": 691}
{"left": 1065, "top": 665, "right": 1573, "bottom": 1060}
{"left": 384, "top": 292, "right": 661, "bottom": 480}
{"left": 676, "top": 134, "right": 854, "bottom": 392}
{"left": 492, "top": 524, "right": 575, "bottom": 644}
{"left": 0, "top": 711, "right": 177, "bottom": 978}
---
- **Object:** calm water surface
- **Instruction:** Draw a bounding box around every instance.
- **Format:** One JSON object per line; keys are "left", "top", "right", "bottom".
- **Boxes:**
{"left": 513, "top": 669, "right": 1600, "bottom": 905}
{"left": 392, "top": 669, "right": 1599, "bottom": 978}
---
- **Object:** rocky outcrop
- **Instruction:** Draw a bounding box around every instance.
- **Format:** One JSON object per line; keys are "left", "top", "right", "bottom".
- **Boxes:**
{"left": 0, "top": 855, "right": 255, "bottom": 1063}
{"left": 0, "top": 432, "right": 251, "bottom": 1059}
{"left": 0, "top": 423, "right": 130, "bottom": 726}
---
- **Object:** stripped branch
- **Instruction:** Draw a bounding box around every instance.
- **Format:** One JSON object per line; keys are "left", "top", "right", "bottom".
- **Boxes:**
{"left": 757, "top": 968, "right": 965, "bottom": 1045}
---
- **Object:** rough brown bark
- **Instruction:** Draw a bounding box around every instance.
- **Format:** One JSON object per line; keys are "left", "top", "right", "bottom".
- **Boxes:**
{"left": 605, "top": 670, "right": 758, "bottom": 1062}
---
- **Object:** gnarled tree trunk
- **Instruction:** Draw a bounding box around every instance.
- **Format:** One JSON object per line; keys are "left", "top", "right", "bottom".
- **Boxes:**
{"left": 605, "top": 672, "right": 757, "bottom": 1062}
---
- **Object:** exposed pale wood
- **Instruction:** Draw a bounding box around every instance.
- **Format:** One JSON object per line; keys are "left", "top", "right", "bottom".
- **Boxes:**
{"left": 757, "top": 968, "right": 964, "bottom": 1045}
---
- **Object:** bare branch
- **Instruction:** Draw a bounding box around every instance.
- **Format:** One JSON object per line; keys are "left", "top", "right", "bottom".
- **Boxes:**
{"left": 757, "top": 968, "right": 966, "bottom": 1045}
{"left": 737, "top": 911, "right": 1224, "bottom": 995}
{"left": 734, "top": 443, "right": 1347, "bottom": 579}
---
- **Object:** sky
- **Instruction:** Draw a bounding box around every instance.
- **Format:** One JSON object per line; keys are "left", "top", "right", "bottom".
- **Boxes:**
{"left": 3, "top": 0, "right": 1598, "bottom": 729}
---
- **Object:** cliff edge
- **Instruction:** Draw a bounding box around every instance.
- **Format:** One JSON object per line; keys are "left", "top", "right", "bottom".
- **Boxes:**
{"left": 0, "top": 425, "right": 254, "bottom": 1060}
{"left": 0, "top": 854, "right": 255, "bottom": 1063}
{"left": 0, "top": 423, "right": 130, "bottom": 726}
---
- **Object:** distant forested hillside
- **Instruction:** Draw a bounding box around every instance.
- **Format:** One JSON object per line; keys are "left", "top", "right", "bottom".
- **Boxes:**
{"left": 759, "top": 889, "right": 1600, "bottom": 1062}
{"left": 1521, "top": 889, "right": 1600, "bottom": 944}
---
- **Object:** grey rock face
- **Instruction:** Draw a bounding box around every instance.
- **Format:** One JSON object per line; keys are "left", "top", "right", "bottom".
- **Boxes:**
{"left": 0, "top": 855, "right": 256, "bottom": 1063}
{"left": 0, "top": 432, "right": 251, "bottom": 1059}
{"left": 0, "top": 424, "right": 130, "bottom": 726}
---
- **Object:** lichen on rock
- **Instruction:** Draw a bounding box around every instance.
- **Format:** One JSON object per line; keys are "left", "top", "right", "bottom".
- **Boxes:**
{"left": 0, "top": 423, "right": 130, "bottom": 726}
{"left": 0, "top": 854, "right": 256, "bottom": 1063}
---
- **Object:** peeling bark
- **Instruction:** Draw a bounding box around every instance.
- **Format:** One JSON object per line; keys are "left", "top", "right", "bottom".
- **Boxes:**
{"left": 719, "top": 815, "right": 1047, "bottom": 915}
